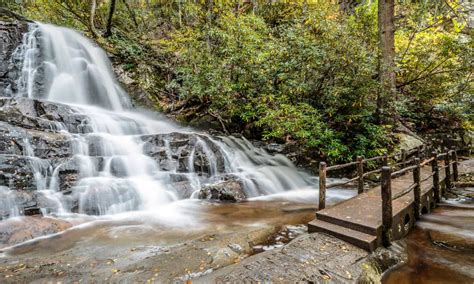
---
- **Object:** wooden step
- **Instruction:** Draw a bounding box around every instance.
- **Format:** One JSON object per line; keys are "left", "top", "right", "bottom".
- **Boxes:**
{"left": 308, "top": 219, "right": 378, "bottom": 252}
{"left": 316, "top": 211, "right": 379, "bottom": 236}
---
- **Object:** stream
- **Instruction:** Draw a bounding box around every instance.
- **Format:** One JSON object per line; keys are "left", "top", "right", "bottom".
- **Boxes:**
{"left": 383, "top": 198, "right": 474, "bottom": 283}
{"left": 1, "top": 20, "right": 473, "bottom": 283}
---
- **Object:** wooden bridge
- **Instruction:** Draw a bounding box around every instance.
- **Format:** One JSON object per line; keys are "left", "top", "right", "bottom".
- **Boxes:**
{"left": 308, "top": 146, "right": 463, "bottom": 251}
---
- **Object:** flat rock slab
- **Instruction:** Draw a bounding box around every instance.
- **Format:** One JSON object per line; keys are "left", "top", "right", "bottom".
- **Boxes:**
{"left": 197, "top": 232, "right": 370, "bottom": 283}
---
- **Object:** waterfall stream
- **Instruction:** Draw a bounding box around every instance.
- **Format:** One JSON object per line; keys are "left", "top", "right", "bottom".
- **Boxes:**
{"left": 0, "top": 23, "right": 353, "bottom": 223}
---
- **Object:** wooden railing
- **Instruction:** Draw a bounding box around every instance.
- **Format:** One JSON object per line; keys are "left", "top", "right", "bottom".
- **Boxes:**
{"left": 380, "top": 149, "right": 459, "bottom": 246}
{"left": 318, "top": 145, "right": 425, "bottom": 210}
{"left": 318, "top": 146, "right": 460, "bottom": 246}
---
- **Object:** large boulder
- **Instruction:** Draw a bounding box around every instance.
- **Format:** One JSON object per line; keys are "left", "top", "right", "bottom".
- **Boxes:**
{"left": 395, "top": 132, "right": 424, "bottom": 152}
{"left": 199, "top": 179, "right": 246, "bottom": 202}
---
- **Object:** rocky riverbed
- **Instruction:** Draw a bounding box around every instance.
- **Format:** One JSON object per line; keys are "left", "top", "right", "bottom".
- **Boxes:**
{"left": 0, "top": 200, "right": 403, "bottom": 283}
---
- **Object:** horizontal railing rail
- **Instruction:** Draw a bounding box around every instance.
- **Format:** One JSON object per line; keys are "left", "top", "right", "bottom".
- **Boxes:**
{"left": 318, "top": 145, "right": 428, "bottom": 210}
{"left": 380, "top": 149, "right": 459, "bottom": 246}
{"left": 317, "top": 145, "right": 461, "bottom": 248}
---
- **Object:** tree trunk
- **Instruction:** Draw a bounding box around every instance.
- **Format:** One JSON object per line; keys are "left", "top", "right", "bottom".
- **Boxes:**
{"left": 104, "top": 0, "right": 117, "bottom": 37}
{"left": 89, "top": 0, "right": 99, "bottom": 38}
{"left": 377, "top": 0, "right": 396, "bottom": 124}
{"left": 121, "top": 0, "right": 139, "bottom": 28}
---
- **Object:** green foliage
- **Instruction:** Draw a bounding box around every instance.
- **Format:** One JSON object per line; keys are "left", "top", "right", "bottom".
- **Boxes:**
{"left": 162, "top": 3, "right": 389, "bottom": 162}
{"left": 353, "top": 0, "right": 473, "bottom": 132}
{"left": 14, "top": 0, "right": 472, "bottom": 163}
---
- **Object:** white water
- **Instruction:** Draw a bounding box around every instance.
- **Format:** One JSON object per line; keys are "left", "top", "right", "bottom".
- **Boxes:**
{"left": 0, "top": 186, "right": 20, "bottom": 219}
{"left": 4, "top": 23, "right": 350, "bottom": 222}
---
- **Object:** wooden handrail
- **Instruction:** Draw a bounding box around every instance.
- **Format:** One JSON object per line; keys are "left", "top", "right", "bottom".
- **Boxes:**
{"left": 419, "top": 172, "right": 435, "bottom": 183}
{"left": 326, "top": 176, "right": 359, "bottom": 189}
{"left": 362, "top": 168, "right": 383, "bottom": 178}
{"left": 326, "top": 161, "right": 359, "bottom": 171}
{"left": 391, "top": 158, "right": 415, "bottom": 169}
{"left": 392, "top": 182, "right": 416, "bottom": 200}
{"left": 420, "top": 157, "right": 435, "bottom": 167}
{"left": 378, "top": 149, "right": 457, "bottom": 248}
{"left": 391, "top": 164, "right": 418, "bottom": 177}
{"left": 364, "top": 155, "right": 386, "bottom": 162}
{"left": 316, "top": 145, "right": 460, "bottom": 229}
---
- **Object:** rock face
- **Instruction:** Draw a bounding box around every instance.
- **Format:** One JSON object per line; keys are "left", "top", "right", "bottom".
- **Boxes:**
{"left": 0, "top": 9, "right": 30, "bottom": 96}
{"left": 0, "top": 96, "right": 239, "bottom": 218}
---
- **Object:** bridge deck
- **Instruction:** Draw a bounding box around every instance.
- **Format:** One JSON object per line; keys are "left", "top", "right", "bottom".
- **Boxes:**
{"left": 309, "top": 164, "right": 447, "bottom": 251}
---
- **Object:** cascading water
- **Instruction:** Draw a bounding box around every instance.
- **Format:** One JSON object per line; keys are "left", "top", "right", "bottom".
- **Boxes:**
{"left": 3, "top": 22, "right": 352, "bottom": 222}
{"left": 0, "top": 186, "right": 20, "bottom": 219}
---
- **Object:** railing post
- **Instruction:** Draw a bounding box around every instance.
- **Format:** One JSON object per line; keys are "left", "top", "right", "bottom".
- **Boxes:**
{"left": 357, "top": 156, "right": 364, "bottom": 194}
{"left": 413, "top": 158, "right": 421, "bottom": 220}
{"left": 444, "top": 151, "right": 451, "bottom": 191}
{"left": 381, "top": 166, "right": 392, "bottom": 247}
{"left": 383, "top": 154, "right": 389, "bottom": 167}
{"left": 431, "top": 151, "right": 440, "bottom": 203}
{"left": 452, "top": 148, "right": 458, "bottom": 182}
{"left": 401, "top": 149, "right": 407, "bottom": 162}
{"left": 319, "top": 162, "right": 327, "bottom": 210}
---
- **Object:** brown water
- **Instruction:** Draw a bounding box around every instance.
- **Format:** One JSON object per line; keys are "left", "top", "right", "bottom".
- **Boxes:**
{"left": 0, "top": 200, "right": 315, "bottom": 257}
{"left": 383, "top": 200, "right": 474, "bottom": 284}
{"left": 0, "top": 199, "right": 320, "bottom": 282}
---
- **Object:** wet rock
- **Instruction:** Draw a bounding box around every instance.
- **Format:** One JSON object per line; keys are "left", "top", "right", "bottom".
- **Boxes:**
{"left": 0, "top": 122, "right": 71, "bottom": 159}
{"left": 203, "top": 233, "right": 369, "bottom": 283}
{"left": 0, "top": 187, "right": 37, "bottom": 219}
{"left": 171, "top": 181, "right": 196, "bottom": 199}
{"left": 0, "top": 9, "right": 30, "bottom": 96}
{"left": 141, "top": 132, "right": 225, "bottom": 175}
{"left": 0, "top": 154, "right": 47, "bottom": 190}
{"left": 0, "top": 216, "right": 71, "bottom": 248}
{"left": 428, "top": 230, "right": 474, "bottom": 251}
{"left": 0, "top": 97, "right": 93, "bottom": 134}
{"left": 228, "top": 243, "right": 243, "bottom": 254}
{"left": 199, "top": 180, "right": 246, "bottom": 202}
{"left": 51, "top": 157, "right": 102, "bottom": 192}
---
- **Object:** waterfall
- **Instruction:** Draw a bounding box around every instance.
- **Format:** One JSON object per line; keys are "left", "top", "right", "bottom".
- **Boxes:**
{"left": 17, "top": 23, "right": 128, "bottom": 110}
{"left": 1, "top": 22, "right": 346, "bottom": 221}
